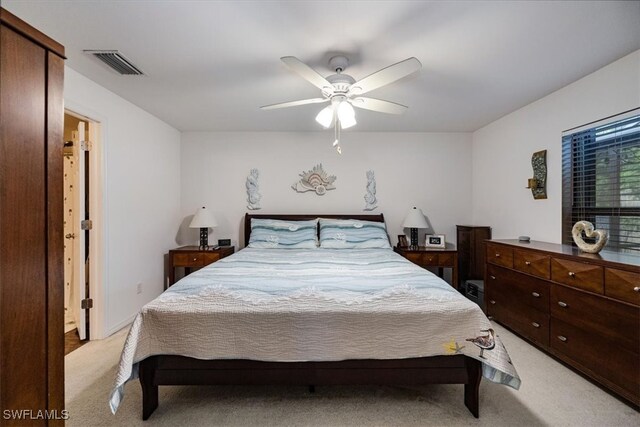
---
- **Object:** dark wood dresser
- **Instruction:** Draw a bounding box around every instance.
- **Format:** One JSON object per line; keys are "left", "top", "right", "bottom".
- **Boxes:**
{"left": 484, "top": 239, "right": 639, "bottom": 406}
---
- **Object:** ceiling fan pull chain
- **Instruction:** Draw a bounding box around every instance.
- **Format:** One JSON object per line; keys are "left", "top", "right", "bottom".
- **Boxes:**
{"left": 333, "top": 120, "right": 342, "bottom": 154}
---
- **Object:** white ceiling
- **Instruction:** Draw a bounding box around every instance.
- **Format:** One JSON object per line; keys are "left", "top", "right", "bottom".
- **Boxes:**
{"left": 5, "top": 1, "right": 639, "bottom": 132}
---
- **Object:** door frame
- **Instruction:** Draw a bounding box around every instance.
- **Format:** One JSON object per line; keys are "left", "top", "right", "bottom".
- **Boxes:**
{"left": 64, "top": 104, "right": 106, "bottom": 340}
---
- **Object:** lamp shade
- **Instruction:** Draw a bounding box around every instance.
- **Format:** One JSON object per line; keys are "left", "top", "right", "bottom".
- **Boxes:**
{"left": 337, "top": 102, "right": 356, "bottom": 129}
{"left": 315, "top": 106, "right": 334, "bottom": 128}
{"left": 402, "top": 207, "right": 428, "bottom": 228}
{"left": 189, "top": 207, "right": 217, "bottom": 228}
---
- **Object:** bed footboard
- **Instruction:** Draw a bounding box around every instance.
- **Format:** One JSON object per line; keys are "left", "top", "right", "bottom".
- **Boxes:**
{"left": 138, "top": 355, "right": 482, "bottom": 420}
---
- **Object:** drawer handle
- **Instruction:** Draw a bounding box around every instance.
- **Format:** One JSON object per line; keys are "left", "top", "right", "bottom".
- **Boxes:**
{"left": 531, "top": 322, "right": 540, "bottom": 328}
{"left": 525, "top": 261, "right": 531, "bottom": 266}
{"left": 557, "top": 335, "right": 568, "bottom": 342}
{"left": 489, "top": 300, "right": 496, "bottom": 305}
{"left": 634, "top": 286, "right": 640, "bottom": 292}
{"left": 487, "top": 315, "right": 494, "bottom": 320}
{"left": 558, "top": 301, "right": 568, "bottom": 308}
{"left": 532, "top": 292, "right": 540, "bottom": 298}
{"left": 490, "top": 275, "right": 496, "bottom": 280}
{"left": 568, "top": 271, "right": 576, "bottom": 277}
{"left": 495, "top": 253, "right": 501, "bottom": 258}
{"left": 193, "top": 257, "right": 198, "bottom": 261}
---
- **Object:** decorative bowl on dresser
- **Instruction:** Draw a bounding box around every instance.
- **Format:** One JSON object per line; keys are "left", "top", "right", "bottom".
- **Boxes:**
{"left": 484, "top": 239, "right": 639, "bottom": 407}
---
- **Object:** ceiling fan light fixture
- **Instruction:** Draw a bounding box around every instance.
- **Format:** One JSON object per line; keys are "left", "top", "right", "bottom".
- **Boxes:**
{"left": 337, "top": 102, "right": 356, "bottom": 129}
{"left": 315, "top": 105, "right": 334, "bottom": 128}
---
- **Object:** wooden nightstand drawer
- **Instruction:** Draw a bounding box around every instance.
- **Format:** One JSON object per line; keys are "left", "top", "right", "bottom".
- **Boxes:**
{"left": 551, "top": 258, "right": 603, "bottom": 294}
{"left": 404, "top": 252, "right": 422, "bottom": 265}
{"left": 393, "top": 246, "right": 458, "bottom": 289}
{"left": 404, "top": 252, "right": 439, "bottom": 267}
{"left": 420, "top": 252, "right": 439, "bottom": 266}
{"left": 203, "top": 252, "right": 221, "bottom": 264}
{"left": 173, "top": 253, "right": 203, "bottom": 267}
{"left": 486, "top": 243, "right": 513, "bottom": 268}
{"left": 438, "top": 253, "right": 455, "bottom": 266}
{"left": 168, "top": 246, "right": 235, "bottom": 286}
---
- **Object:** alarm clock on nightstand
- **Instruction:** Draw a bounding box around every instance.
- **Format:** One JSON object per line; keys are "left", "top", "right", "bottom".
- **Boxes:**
{"left": 425, "top": 234, "right": 446, "bottom": 248}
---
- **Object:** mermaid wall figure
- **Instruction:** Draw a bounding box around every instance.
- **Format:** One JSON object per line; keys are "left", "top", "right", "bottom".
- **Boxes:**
{"left": 246, "top": 168, "right": 262, "bottom": 210}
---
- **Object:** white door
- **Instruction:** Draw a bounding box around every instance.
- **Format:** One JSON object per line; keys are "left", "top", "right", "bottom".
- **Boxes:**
{"left": 72, "top": 121, "right": 87, "bottom": 340}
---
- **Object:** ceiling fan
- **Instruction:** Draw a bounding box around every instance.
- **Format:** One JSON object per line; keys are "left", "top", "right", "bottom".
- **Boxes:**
{"left": 261, "top": 55, "right": 422, "bottom": 153}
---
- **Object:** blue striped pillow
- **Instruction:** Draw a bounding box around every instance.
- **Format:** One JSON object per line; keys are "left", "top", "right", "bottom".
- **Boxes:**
{"left": 248, "top": 219, "right": 318, "bottom": 249}
{"left": 319, "top": 219, "right": 391, "bottom": 249}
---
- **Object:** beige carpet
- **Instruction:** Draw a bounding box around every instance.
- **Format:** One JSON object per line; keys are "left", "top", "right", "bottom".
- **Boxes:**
{"left": 65, "top": 322, "right": 639, "bottom": 426}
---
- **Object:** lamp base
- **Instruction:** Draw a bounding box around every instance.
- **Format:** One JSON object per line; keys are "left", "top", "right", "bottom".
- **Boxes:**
{"left": 199, "top": 228, "right": 209, "bottom": 250}
{"left": 410, "top": 228, "right": 419, "bottom": 248}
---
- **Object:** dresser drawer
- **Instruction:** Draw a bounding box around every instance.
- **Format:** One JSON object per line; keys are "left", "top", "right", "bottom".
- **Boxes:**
{"left": 485, "top": 289, "right": 511, "bottom": 324}
{"left": 551, "top": 258, "right": 603, "bottom": 294}
{"left": 507, "top": 306, "right": 549, "bottom": 348}
{"left": 513, "top": 249, "right": 550, "bottom": 279}
{"left": 486, "top": 275, "right": 549, "bottom": 347}
{"left": 551, "top": 284, "right": 639, "bottom": 353}
{"left": 551, "top": 318, "right": 639, "bottom": 402}
{"left": 487, "top": 264, "right": 549, "bottom": 313}
{"left": 173, "top": 252, "right": 204, "bottom": 267}
{"left": 605, "top": 268, "right": 640, "bottom": 306}
{"left": 486, "top": 243, "right": 513, "bottom": 268}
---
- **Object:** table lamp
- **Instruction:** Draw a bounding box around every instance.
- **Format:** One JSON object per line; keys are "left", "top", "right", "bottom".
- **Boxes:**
{"left": 189, "top": 206, "right": 218, "bottom": 249}
{"left": 402, "top": 206, "right": 428, "bottom": 248}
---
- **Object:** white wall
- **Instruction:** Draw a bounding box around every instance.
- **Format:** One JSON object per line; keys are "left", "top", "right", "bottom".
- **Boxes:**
{"left": 471, "top": 50, "right": 640, "bottom": 242}
{"left": 180, "top": 132, "right": 472, "bottom": 248}
{"left": 64, "top": 67, "right": 181, "bottom": 337}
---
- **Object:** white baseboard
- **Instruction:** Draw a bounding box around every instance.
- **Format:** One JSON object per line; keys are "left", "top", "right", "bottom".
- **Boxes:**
{"left": 104, "top": 313, "right": 137, "bottom": 337}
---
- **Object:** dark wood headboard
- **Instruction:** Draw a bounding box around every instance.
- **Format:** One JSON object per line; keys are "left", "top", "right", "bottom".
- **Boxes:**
{"left": 244, "top": 213, "right": 385, "bottom": 247}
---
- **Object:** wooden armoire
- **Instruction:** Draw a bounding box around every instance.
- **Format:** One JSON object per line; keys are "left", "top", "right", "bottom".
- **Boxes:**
{"left": 0, "top": 9, "right": 65, "bottom": 425}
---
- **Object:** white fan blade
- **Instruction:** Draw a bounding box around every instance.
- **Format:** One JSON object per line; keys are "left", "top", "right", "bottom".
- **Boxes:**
{"left": 349, "top": 57, "right": 421, "bottom": 96}
{"left": 260, "top": 98, "right": 329, "bottom": 110}
{"left": 281, "top": 56, "right": 334, "bottom": 94}
{"left": 350, "top": 97, "right": 408, "bottom": 114}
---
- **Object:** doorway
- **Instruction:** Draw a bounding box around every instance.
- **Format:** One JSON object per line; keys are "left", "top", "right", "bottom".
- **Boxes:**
{"left": 63, "top": 110, "right": 103, "bottom": 354}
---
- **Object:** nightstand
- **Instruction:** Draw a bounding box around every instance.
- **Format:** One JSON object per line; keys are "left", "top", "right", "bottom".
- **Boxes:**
{"left": 394, "top": 245, "right": 459, "bottom": 290}
{"left": 168, "top": 246, "right": 234, "bottom": 286}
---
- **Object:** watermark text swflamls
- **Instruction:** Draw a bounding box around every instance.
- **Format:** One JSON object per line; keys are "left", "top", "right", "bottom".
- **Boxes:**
{"left": 3, "top": 409, "right": 69, "bottom": 420}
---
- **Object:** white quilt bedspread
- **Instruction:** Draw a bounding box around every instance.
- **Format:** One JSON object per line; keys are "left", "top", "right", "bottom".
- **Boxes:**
{"left": 110, "top": 248, "right": 520, "bottom": 413}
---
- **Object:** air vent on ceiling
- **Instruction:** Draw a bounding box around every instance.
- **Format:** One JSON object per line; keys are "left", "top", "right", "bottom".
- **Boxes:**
{"left": 84, "top": 50, "right": 144, "bottom": 75}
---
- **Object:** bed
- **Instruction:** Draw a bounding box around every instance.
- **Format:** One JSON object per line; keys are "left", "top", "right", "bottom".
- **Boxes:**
{"left": 110, "top": 213, "right": 520, "bottom": 420}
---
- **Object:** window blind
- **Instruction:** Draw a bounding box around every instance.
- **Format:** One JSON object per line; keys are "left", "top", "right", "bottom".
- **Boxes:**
{"left": 562, "top": 109, "right": 640, "bottom": 253}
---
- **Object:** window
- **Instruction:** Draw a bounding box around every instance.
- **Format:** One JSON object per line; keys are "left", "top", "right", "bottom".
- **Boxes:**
{"left": 562, "top": 109, "right": 640, "bottom": 253}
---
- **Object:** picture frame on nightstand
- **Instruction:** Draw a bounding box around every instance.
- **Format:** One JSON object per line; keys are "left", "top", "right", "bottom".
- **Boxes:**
{"left": 397, "top": 235, "right": 408, "bottom": 248}
{"left": 425, "top": 234, "right": 446, "bottom": 248}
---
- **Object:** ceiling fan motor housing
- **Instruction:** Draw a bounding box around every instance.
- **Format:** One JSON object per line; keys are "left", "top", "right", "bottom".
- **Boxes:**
{"left": 329, "top": 55, "right": 349, "bottom": 73}
{"left": 327, "top": 73, "right": 356, "bottom": 94}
